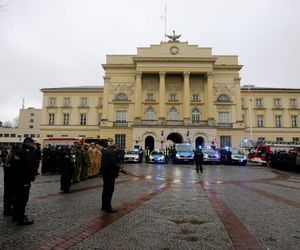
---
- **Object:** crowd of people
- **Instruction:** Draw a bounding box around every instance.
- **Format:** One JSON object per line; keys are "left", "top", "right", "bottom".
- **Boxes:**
{"left": 266, "top": 149, "right": 300, "bottom": 171}
{"left": 0, "top": 139, "right": 125, "bottom": 226}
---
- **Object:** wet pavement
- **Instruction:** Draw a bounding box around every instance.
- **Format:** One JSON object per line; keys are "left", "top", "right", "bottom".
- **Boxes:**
{"left": 0, "top": 163, "right": 300, "bottom": 250}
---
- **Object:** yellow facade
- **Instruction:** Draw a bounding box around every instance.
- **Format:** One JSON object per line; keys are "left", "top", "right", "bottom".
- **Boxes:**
{"left": 39, "top": 40, "right": 300, "bottom": 149}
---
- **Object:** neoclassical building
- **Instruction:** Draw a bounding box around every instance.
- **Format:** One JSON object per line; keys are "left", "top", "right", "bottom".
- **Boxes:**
{"left": 39, "top": 37, "right": 300, "bottom": 149}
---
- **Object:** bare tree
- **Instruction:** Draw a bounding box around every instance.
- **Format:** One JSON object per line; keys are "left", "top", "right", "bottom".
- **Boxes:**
{"left": 2, "top": 121, "right": 13, "bottom": 128}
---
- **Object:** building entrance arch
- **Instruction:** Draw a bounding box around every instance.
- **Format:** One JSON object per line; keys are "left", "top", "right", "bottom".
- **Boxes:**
{"left": 145, "top": 136, "right": 155, "bottom": 151}
{"left": 166, "top": 133, "right": 183, "bottom": 144}
{"left": 195, "top": 136, "right": 205, "bottom": 149}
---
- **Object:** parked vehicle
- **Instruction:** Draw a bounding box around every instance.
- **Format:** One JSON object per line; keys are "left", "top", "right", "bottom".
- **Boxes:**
{"left": 123, "top": 150, "right": 140, "bottom": 163}
{"left": 148, "top": 150, "right": 166, "bottom": 164}
{"left": 173, "top": 143, "right": 194, "bottom": 164}
{"left": 231, "top": 148, "right": 247, "bottom": 166}
{"left": 202, "top": 148, "right": 220, "bottom": 164}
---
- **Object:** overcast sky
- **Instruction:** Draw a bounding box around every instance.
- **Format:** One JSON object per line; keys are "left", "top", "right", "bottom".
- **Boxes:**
{"left": 0, "top": 0, "right": 299, "bottom": 122}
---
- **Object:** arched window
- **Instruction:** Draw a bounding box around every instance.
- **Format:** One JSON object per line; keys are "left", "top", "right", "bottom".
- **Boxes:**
{"left": 145, "top": 107, "right": 155, "bottom": 120}
{"left": 217, "top": 95, "right": 230, "bottom": 102}
{"left": 168, "top": 107, "right": 177, "bottom": 120}
{"left": 115, "top": 93, "right": 128, "bottom": 101}
{"left": 192, "top": 108, "right": 200, "bottom": 124}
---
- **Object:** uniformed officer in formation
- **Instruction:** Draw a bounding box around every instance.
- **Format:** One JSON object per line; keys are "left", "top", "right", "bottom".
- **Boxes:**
{"left": 194, "top": 148, "right": 204, "bottom": 173}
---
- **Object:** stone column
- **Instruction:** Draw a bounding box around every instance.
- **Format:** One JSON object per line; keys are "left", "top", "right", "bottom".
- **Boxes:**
{"left": 183, "top": 71, "right": 191, "bottom": 125}
{"left": 234, "top": 77, "right": 242, "bottom": 122}
{"left": 206, "top": 72, "right": 215, "bottom": 126}
{"left": 134, "top": 72, "right": 142, "bottom": 124}
{"left": 159, "top": 72, "right": 166, "bottom": 123}
{"left": 102, "top": 76, "right": 110, "bottom": 124}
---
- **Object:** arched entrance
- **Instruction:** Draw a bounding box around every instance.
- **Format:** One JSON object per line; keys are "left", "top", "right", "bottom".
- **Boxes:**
{"left": 166, "top": 133, "right": 183, "bottom": 144}
{"left": 145, "top": 136, "right": 155, "bottom": 151}
{"left": 195, "top": 136, "right": 205, "bottom": 149}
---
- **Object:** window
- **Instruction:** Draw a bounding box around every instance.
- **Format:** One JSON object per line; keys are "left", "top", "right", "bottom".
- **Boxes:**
{"left": 218, "top": 112, "right": 229, "bottom": 123}
{"left": 290, "top": 98, "right": 297, "bottom": 107}
{"left": 80, "top": 97, "right": 88, "bottom": 106}
{"left": 80, "top": 114, "right": 87, "bottom": 125}
{"left": 146, "top": 94, "right": 154, "bottom": 101}
{"left": 276, "top": 137, "right": 283, "bottom": 142}
{"left": 257, "top": 115, "right": 264, "bottom": 127}
{"left": 255, "top": 98, "right": 263, "bottom": 107}
{"left": 293, "top": 137, "right": 299, "bottom": 142}
{"left": 145, "top": 107, "right": 155, "bottom": 120}
{"left": 24, "top": 134, "right": 29, "bottom": 137}
{"left": 258, "top": 137, "right": 265, "bottom": 141}
{"left": 49, "top": 97, "right": 56, "bottom": 105}
{"left": 0, "top": 134, "right": 2, "bottom": 137}
{"left": 29, "top": 125, "right": 33, "bottom": 129}
{"left": 46, "top": 135, "right": 53, "bottom": 138}
{"left": 192, "top": 95, "right": 199, "bottom": 101}
{"left": 291, "top": 115, "right": 298, "bottom": 127}
{"left": 48, "top": 113, "right": 55, "bottom": 125}
{"left": 169, "top": 94, "right": 176, "bottom": 101}
{"left": 10, "top": 134, "right": 16, "bottom": 137}
{"left": 37, "top": 134, "right": 40, "bottom": 138}
{"left": 217, "top": 95, "right": 230, "bottom": 102}
{"left": 63, "top": 97, "right": 71, "bottom": 106}
{"left": 30, "top": 113, "right": 35, "bottom": 117}
{"left": 63, "top": 114, "right": 70, "bottom": 125}
{"left": 275, "top": 115, "right": 281, "bottom": 127}
{"left": 274, "top": 98, "right": 281, "bottom": 107}
{"left": 4, "top": 134, "right": 9, "bottom": 138}
{"left": 115, "top": 134, "right": 126, "bottom": 148}
{"left": 30, "top": 134, "right": 35, "bottom": 138}
{"left": 30, "top": 119, "right": 34, "bottom": 123}
{"left": 115, "top": 94, "right": 128, "bottom": 101}
{"left": 116, "top": 111, "right": 126, "bottom": 122}
{"left": 220, "top": 136, "right": 231, "bottom": 148}
{"left": 168, "top": 107, "right": 177, "bottom": 120}
{"left": 192, "top": 108, "right": 200, "bottom": 124}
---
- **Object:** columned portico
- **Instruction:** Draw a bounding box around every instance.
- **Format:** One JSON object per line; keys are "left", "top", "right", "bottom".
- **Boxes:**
{"left": 206, "top": 72, "right": 215, "bottom": 125}
{"left": 159, "top": 71, "right": 166, "bottom": 122}
{"left": 183, "top": 71, "right": 191, "bottom": 125}
{"left": 134, "top": 71, "right": 142, "bottom": 123}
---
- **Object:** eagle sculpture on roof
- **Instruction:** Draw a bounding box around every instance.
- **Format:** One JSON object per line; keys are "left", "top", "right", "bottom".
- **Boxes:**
{"left": 166, "top": 30, "right": 181, "bottom": 42}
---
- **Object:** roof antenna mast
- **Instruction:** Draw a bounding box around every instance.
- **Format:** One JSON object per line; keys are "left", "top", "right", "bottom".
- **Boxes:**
{"left": 161, "top": 1, "right": 167, "bottom": 41}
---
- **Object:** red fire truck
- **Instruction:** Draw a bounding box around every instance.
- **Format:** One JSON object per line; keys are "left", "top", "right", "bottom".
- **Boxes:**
{"left": 247, "top": 141, "right": 300, "bottom": 164}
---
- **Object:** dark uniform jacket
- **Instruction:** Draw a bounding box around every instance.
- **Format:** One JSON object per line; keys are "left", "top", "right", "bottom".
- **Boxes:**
{"left": 14, "top": 146, "right": 36, "bottom": 184}
{"left": 100, "top": 148, "right": 120, "bottom": 178}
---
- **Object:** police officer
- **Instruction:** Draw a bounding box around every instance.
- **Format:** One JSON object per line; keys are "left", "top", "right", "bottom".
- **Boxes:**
{"left": 100, "top": 145, "right": 120, "bottom": 213}
{"left": 2, "top": 145, "right": 18, "bottom": 216}
{"left": 60, "top": 146, "right": 75, "bottom": 193}
{"left": 194, "top": 148, "right": 204, "bottom": 173}
{"left": 12, "top": 137, "right": 36, "bottom": 225}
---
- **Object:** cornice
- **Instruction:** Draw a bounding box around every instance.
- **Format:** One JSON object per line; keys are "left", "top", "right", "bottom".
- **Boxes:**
{"left": 132, "top": 57, "right": 217, "bottom": 63}
{"left": 213, "top": 65, "right": 243, "bottom": 71}
{"left": 41, "top": 86, "right": 103, "bottom": 93}
{"left": 102, "top": 64, "right": 135, "bottom": 70}
{"left": 241, "top": 87, "right": 300, "bottom": 92}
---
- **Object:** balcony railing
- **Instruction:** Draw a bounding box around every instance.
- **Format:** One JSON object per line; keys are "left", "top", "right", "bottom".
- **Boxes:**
{"left": 113, "top": 121, "right": 128, "bottom": 127}
{"left": 217, "top": 123, "right": 233, "bottom": 128}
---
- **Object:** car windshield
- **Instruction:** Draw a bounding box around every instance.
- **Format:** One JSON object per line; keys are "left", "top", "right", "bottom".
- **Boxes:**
{"left": 231, "top": 149, "right": 244, "bottom": 154}
{"left": 126, "top": 151, "right": 138, "bottom": 154}
{"left": 151, "top": 151, "right": 163, "bottom": 156}
{"left": 203, "top": 149, "right": 217, "bottom": 154}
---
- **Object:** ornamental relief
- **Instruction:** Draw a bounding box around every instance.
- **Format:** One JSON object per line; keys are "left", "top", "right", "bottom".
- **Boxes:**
{"left": 109, "top": 83, "right": 134, "bottom": 95}
{"left": 213, "top": 83, "right": 235, "bottom": 97}
{"left": 114, "top": 104, "right": 129, "bottom": 110}
{"left": 143, "top": 82, "right": 159, "bottom": 91}
{"left": 191, "top": 82, "right": 204, "bottom": 92}
{"left": 166, "top": 82, "right": 181, "bottom": 91}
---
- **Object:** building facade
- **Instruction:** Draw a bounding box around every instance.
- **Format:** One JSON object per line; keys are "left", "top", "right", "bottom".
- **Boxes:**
{"left": 0, "top": 107, "right": 41, "bottom": 145}
{"left": 39, "top": 39, "right": 300, "bottom": 149}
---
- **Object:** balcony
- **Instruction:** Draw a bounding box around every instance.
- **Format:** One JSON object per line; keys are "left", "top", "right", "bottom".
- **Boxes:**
{"left": 166, "top": 120, "right": 183, "bottom": 126}
{"left": 141, "top": 120, "right": 158, "bottom": 125}
{"left": 217, "top": 123, "right": 233, "bottom": 128}
{"left": 113, "top": 121, "right": 128, "bottom": 127}
{"left": 191, "top": 121, "right": 209, "bottom": 126}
